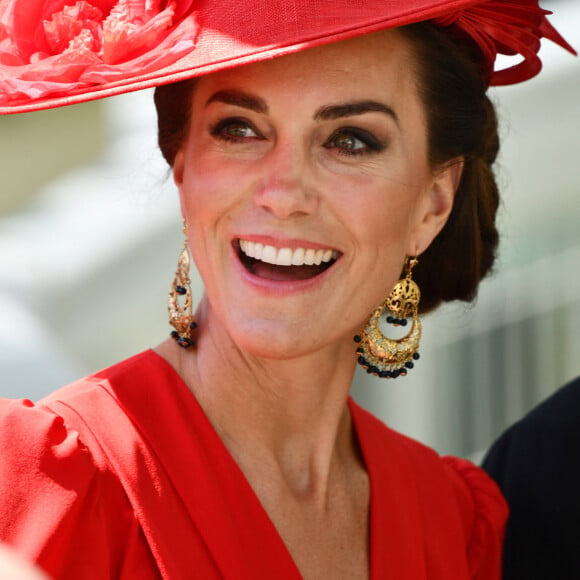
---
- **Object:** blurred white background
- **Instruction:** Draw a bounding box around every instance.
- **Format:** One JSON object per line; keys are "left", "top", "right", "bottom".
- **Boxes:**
{"left": 0, "top": 0, "right": 578, "bottom": 458}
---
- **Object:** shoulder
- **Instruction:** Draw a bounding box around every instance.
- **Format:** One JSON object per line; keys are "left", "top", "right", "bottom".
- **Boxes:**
{"left": 366, "top": 405, "right": 507, "bottom": 541}
{"left": 35, "top": 350, "right": 171, "bottom": 439}
{"left": 483, "top": 375, "right": 580, "bottom": 483}
{"left": 441, "top": 456, "right": 507, "bottom": 574}
{"left": 376, "top": 414, "right": 508, "bottom": 543}
{"left": 0, "top": 396, "right": 133, "bottom": 574}
{"left": 41, "top": 349, "right": 167, "bottom": 404}
{"left": 0, "top": 349, "right": 166, "bottom": 482}
{"left": 488, "top": 374, "right": 580, "bottom": 445}
{"left": 350, "top": 399, "right": 506, "bottom": 577}
{"left": 0, "top": 352, "right": 163, "bottom": 577}
{"left": 0, "top": 396, "right": 96, "bottom": 487}
{"left": 482, "top": 377, "right": 580, "bottom": 579}
{"left": 351, "top": 396, "right": 505, "bottom": 504}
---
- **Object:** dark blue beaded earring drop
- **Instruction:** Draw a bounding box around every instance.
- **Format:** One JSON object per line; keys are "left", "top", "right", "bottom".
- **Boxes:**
{"left": 168, "top": 223, "right": 198, "bottom": 348}
{"left": 354, "top": 256, "right": 421, "bottom": 379}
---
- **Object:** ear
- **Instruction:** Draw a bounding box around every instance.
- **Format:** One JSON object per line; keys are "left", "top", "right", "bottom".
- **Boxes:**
{"left": 408, "top": 158, "right": 463, "bottom": 256}
{"left": 172, "top": 150, "right": 188, "bottom": 217}
{"left": 173, "top": 149, "right": 185, "bottom": 188}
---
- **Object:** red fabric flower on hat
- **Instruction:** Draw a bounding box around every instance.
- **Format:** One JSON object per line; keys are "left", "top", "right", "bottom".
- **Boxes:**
{"left": 433, "top": 0, "right": 577, "bottom": 85}
{"left": 0, "top": 0, "right": 199, "bottom": 104}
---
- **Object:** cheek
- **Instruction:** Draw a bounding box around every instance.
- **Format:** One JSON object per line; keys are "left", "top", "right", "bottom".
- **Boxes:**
{"left": 332, "top": 172, "right": 424, "bottom": 247}
{"left": 179, "top": 149, "right": 244, "bottom": 222}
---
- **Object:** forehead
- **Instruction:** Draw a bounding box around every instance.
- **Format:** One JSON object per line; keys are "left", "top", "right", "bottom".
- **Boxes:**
{"left": 193, "top": 29, "right": 420, "bottom": 107}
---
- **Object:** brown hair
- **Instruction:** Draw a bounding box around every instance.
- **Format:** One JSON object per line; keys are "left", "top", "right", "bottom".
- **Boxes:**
{"left": 154, "top": 23, "right": 500, "bottom": 313}
{"left": 400, "top": 22, "right": 500, "bottom": 313}
{"left": 154, "top": 78, "right": 197, "bottom": 167}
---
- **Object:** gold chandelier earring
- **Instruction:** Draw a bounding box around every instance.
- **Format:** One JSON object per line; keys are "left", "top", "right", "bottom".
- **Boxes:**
{"left": 168, "top": 223, "right": 198, "bottom": 348}
{"left": 354, "top": 256, "right": 421, "bottom": 379}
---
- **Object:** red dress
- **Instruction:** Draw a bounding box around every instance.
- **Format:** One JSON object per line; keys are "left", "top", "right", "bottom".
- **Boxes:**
{"left": 0, "top": 350, "right": 506, "bottom": 579}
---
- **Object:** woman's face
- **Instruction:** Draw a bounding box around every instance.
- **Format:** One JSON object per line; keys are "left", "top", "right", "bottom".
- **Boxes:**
{"left": 174, "top": 29, "right": 457, "bottom": 359}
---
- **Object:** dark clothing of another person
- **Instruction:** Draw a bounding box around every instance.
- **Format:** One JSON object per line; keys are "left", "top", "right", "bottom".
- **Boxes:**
{"left": 483, "top": 376, "right": 580, "bottom": 580}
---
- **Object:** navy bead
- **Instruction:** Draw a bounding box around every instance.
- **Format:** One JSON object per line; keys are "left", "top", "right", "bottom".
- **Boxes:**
{"left": 170, "top": 330, "right": 179, "bottom": 339}
{"left": 175, "top": 285, "right": 187, "bottom": 295}
{"left": 412, "top": 352, "right": 420, "bottom": 360}
{"left": 386, "top": 316, "right": 394, "bottom": 324}
{"left": 353, "top": 335, "right": 362, "bottom": 343}
{"left": 400, "top": 318, "right": 408, "bottom": 326}
{"left": 358, "top": 356, "right": 367, "bottom": 366}
{"left": 177, "top": 337, "right": 192, "bottom": 348}
{"left": 190, "top": 321, "right": 198, "bottom": 330}
{"left": 405, "top": 361, "right": 414, "bottom": 369}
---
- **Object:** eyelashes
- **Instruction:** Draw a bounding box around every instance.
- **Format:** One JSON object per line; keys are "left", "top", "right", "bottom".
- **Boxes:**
{"left": 324, "top": 127, "right": 385, "bottom": 156}
{"left": 209, "top": 117, "right": 387, "bottom": 156}
{"left": 210, "top": 117, "right": 262, "bottom": 143}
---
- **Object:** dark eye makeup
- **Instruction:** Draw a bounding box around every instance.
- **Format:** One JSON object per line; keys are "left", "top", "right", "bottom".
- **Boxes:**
{"left": 209, "top": 117, "right": 386, "bottom": 156}
{"left": 210, "top": 117, "right": 262, "bottom": 143}
{"left": 324, "top": 127, "right": 385, "bottom": 156}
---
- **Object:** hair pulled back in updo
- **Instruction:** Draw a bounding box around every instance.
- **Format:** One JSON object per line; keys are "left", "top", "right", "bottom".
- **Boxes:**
{"left": 400, "top": 22, "right": 500, "bottom": 313}
{"left": 154, "top": 22, "right": 501, "bottom": 314}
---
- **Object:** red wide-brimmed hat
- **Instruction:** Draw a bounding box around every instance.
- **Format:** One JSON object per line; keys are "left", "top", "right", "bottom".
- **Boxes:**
{"left": 0, "top": 0, "right": 575, "bottom": 115}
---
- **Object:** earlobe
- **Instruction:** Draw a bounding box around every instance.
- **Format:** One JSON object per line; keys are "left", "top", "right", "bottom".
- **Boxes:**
{"left": 409, "top": 157, "right": 463, "bottom": 256}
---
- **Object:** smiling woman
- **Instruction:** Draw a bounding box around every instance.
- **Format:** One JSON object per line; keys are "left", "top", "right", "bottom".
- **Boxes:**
{"left": 0, "top": 1, "right": 575, "bottom": 580}
{"left": 168, "top": 31, "right": 455, "bottom": 368}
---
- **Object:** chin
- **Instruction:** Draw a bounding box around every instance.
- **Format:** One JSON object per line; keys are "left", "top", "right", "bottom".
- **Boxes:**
{"left": 229, "top": 319, "right": 314, "bottom": 361}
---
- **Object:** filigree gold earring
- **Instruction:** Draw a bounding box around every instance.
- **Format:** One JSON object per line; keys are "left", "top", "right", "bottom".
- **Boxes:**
{"left": 354, "top": 256, "right": 421, "bottom": 379}
{"left": 168, "top": 223, "right": 197, "bottom": 348}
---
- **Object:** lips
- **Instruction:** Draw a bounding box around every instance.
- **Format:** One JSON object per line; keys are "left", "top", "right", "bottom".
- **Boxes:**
{"left": 236, "top": 239, "right": 340, "bottom": 281}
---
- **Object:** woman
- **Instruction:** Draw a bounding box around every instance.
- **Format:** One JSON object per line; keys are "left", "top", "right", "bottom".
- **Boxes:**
{"left": 0, "top": 1, "right": 574, "bottom": 579}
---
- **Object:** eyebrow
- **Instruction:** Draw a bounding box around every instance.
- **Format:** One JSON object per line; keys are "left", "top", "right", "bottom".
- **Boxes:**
{"left": 315, "top": 101, "right": 399, "bottom": 123}
{"left": 205, "top": 90, "right": 398, "bottom": 124}
{"left": 205, "top": 90, "right": 268, "bottom": 114}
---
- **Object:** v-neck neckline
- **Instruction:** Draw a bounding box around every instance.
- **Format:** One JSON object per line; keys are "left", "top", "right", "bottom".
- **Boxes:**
{"left": 125, "top": 349, "right": 430, "bottom": 579}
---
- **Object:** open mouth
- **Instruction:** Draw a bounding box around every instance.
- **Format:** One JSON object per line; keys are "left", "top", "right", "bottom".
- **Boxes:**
{"left": 236, "top": 239, "right": 340, "bottom": 281}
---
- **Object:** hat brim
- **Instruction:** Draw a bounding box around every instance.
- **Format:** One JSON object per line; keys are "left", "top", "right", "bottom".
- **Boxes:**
{"left": 0, "top": 0, "right": 475, "bottom": 114}
{"left": 0, "top": 0, "right": 575, "bottom": 114}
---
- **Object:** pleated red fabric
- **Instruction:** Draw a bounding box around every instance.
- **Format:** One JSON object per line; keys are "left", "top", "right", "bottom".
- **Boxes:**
{"left": 0, "top": 350, "right": 507, "bottom": 579}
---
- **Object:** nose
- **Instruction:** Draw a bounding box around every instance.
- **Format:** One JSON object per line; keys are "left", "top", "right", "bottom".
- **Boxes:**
{"left": 253, "top": 139, "right": 319, "bottom": 219}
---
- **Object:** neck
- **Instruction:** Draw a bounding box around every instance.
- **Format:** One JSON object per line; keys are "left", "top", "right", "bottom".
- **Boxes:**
{"left": 157, "top": 299, "right": 362, "bottom": 499}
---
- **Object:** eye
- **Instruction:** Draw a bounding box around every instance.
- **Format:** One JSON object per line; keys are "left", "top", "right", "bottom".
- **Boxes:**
{"left": 325, "top": 128, "right": 384, "bottom": 156}
{"left": 211, "top": 118, "right": 261, "bottom": 142}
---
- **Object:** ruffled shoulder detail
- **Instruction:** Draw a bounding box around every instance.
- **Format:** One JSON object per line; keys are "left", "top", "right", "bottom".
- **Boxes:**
{"left": 442, "top": 455, "right": 508, "bottom": 579}
{"left": 0, "top": 397, "right": 97, "bottom": 505}
{"left": 0, "top": 397, "right": 96, "bottom": 552}
{"left": 0, "top": 397, "right": 141, "bottom": 579}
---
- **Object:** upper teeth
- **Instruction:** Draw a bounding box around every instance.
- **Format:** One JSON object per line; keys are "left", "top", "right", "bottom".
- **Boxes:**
{"left": 239, "top": 240, "right": 338, "bottom": 266}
